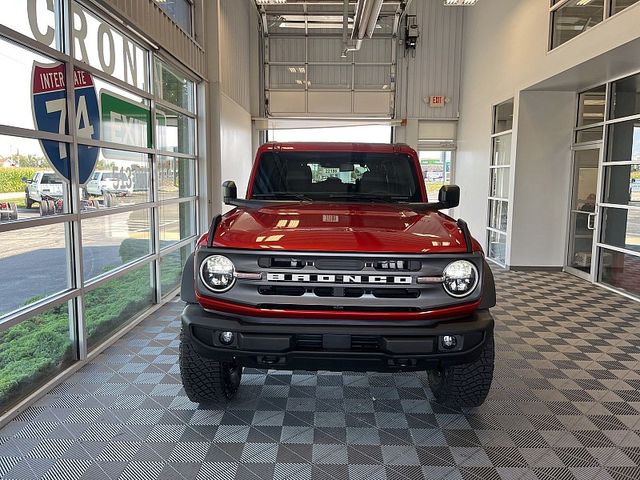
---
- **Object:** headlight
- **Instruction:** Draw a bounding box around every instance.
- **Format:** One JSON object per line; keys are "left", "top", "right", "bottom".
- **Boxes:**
{"left": 442, "top": 260, "right": 479, "bottom": 298}
{"left": 200, "top": 255, "right": 236, "bottom": 292}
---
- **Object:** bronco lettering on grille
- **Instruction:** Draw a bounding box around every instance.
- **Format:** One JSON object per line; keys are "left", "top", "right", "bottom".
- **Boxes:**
{"left": 266, "top": 273, "right": 412, "bottom": 285}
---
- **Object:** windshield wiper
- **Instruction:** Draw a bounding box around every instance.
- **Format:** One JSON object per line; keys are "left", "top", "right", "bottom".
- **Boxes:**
{"left": 327, "top": 194, "right": 410, "bottom": 203}
{"left": 253, "top": 192, "right": 313, "bottom": 201}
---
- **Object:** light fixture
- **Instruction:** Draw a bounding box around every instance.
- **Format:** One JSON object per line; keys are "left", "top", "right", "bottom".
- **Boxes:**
{"left": 256, "top": 0, "right": 286, "bottom": 5}
{"left": 444, "top": 0, "right": 478, "bottom": 5}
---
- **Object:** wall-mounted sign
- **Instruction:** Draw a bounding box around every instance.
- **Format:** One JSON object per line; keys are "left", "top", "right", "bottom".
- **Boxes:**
{"left": 429, "top": 95, "right": 446, "bottom": 108}
{"left": 100, "top": 90, "right": 151, "bottom": 159}
{"left": 31, "top": 62, "right": 101, "bottom": 184}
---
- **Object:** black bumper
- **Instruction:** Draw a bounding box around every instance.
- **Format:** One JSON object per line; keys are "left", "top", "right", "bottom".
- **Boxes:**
{"left": 181, "top": 305, "right": 494, "bottom": 372}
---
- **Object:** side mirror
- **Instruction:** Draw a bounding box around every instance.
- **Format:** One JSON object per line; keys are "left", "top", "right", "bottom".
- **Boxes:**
{"left": 438, "top": 184, "right": 460, "bottom": 209}
{"left": 21, "top": 176, "right": 29, "bottom": 183}
{"left": 222, "top": 180, "right": 237, "bottom": 205}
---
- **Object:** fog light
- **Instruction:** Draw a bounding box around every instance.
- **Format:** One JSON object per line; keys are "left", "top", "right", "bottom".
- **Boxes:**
{"left": 442, "top": 335, "right": 457, "bottom": 349}
{"left": 219, "top": 331, "right": 235, "bottom": 345}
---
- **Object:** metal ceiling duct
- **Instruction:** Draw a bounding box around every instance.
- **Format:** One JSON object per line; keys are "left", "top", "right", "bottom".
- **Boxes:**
{"left": 352, "top": 0, "right": 385, "bottom": 40}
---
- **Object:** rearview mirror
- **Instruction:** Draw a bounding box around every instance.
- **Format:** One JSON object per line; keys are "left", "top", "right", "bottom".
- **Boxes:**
{"left": 438, "top": 185, "right": 460, "bottom": 209}
{"left": 222, "top": 180, "right": 237, "bottom": 205}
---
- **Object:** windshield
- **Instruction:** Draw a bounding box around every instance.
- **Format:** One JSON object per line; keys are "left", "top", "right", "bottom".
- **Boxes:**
{"left": 41, "top": 174, "right": 63, "bottom": 184}
{"left": 251, "top": 151, "right": 423, "bottom": 202}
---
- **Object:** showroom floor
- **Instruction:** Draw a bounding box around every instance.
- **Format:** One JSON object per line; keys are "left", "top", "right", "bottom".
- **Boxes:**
{"left": 1, "top": 269, "right": 640, "bottom": 480}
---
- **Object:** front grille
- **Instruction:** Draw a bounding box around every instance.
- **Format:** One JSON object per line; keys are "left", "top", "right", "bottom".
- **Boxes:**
{"left": 258, "top": 286, "right": 305, "bottom": 296}
{"left": 196, "top": 248, "right": 484, "bottom": 313}
{"left": 374, "top": 260, "right": 421, "bottom": 271}
{"left": 372, "top": 288, "right": 420, "bottom": 299}
{"left": 315, "top": 259, "right": 365, "bottom": 271}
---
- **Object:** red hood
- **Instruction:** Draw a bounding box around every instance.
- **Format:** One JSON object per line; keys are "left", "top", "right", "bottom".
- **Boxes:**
{"left": 211, "top": 203, "right": 476, "bottom": 254}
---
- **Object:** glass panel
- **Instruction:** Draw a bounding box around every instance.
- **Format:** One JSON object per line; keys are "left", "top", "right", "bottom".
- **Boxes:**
{"left": 602, "top": 164, "right": 640, "bottom": 206}
{"left": 487, "top": 230, "right": 506, "bottom": 265}
{"left": 0, "top": 1, "right": 61, "bottom": 50}
{"left": 95, "top": 78, "right": 152, "bottom": 149}
{"left": 0, "top": 302, "right": 73, "bottom": 415}
{"left": 158, "top": 157, "right": 196, "bottom": 201}
{"left": 0, "top": 136, "right": 71, "bottom": 223}
{"left": 488, "top": 199, "right": 508, "bottom": 232}
{"left": 81, "top": 152, "right": 151, "bottom": 210}
{"left": 493, "top": 100, "right": 513, "bottom": 134}
{"left": 0, "top": 223, "right": 71, "bottom": 317}
{"left": 160, "top": 244, "right": 193, "bottom": 297}
{"left": 155, "top": 59, "right": 195, "bottom": 112}
{"left": 611, "top": 0, "right": 640, "bottom": 14}
{"left": 599, "top": 248, "right": 640, "bottom": 298}
{"left": 156, "top": 106, "right": 195, "bottom": 155}
{"left": 605, "top": 120, "right": 640, "bottom": 162}
{"left": 82, "top": 209, "right": 152, "bottom": 280}
{"left": 154, "top": 0, "right": 192, "bottom": 34}
{"left": 269, "top": 65, "right": 307, "bottom": 89}
{"left": 71, "top": 2, "right": 149, "bottom": 91}
{"left": 491, "top": 134, "right": 511, "bottom": 166}
{"left": 610, "top": 73, "right": 640, "bottom": 119}
{"left": 307, "top": 65, "right": 351, "bottom": 90}
{"left": 567, "top": 148, "right": 599, "bottom": 274}
{"left": 551, "top": 0, "right": 604, "bottom": 49}
{"left": 159, "top": 200, "right": 196, "bottom": 249}
{"left": 490, "top": 167, "right": 510, "bottom": 199}
{"left": 601, "top": 207, "right": 640, "bottom": 253}
{"left": 354, "top": 66, "right": 392, "bottom": 89}
{"left": 86, "top": 264, "right": 154, "bottom": 350}
{"left": 577, "top": 85, "right": 606, "bottom": 126}
{"left": 0, "top": 38, "right": 67, "bottom": 131}
{"left": 575, "top": 126, "right": 604, "bottom": 143}
{"left": 419, "top": 151, "right": 452, "bottom": 201}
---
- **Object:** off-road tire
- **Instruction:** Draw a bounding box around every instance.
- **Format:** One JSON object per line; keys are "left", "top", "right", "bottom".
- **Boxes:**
{"left": 428, "top": 332, "right": 495, "bottom": 408}
{"left": 179, "top": 329, "right": 242, "bottom": 404}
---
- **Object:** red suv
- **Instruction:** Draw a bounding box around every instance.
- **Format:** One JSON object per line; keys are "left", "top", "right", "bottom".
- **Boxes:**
{"left": 180, "top": 143, "right": 496, "bottom": 407}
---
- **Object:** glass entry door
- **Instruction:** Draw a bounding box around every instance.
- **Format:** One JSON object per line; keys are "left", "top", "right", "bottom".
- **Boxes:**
{"left": 566, "top": 148, "right": 600, "bottom": 279}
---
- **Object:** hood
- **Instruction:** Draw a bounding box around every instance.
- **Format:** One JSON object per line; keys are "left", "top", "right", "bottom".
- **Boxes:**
{"left": 213, "top": 203, "right": 473, "bottom": 254}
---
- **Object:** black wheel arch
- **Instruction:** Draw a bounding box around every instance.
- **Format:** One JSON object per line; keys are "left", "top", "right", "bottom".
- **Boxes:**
{"left": 181, "top": 252, "right": 198, "bottom": 304}
{"left": 479, "top": 260, "right": 496, "bottom": 310}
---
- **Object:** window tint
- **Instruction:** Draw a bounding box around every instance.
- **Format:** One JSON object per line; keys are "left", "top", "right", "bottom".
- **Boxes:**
{"left": 252, "top": 152, "right": 423, "bottom": 202}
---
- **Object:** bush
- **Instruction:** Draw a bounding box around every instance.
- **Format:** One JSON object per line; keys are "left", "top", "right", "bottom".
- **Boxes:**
{"left": 0, "top": 168, "right": 37, "bottom": 194}
{"left": 0, "top": 264, "right": 153, "bottom": 410}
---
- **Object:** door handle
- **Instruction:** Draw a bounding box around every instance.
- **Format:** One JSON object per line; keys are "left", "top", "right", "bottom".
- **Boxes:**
{"left": 587, "top": 212, "right": 597, "bottom": 230}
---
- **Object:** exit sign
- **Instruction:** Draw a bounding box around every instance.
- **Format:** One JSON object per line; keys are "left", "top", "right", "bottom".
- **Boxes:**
{"left": 429, "top": 95, "right": 446, "bottom": 108}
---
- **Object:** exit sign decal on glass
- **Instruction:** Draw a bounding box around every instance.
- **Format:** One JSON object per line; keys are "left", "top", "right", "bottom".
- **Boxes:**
{"left": 429, "top": 96, "right": 446, "bottom": 108}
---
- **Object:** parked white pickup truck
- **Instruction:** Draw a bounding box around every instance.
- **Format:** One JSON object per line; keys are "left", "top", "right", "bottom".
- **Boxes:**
{"left": 23, "top": 172, "right": 65, "bottom": 216}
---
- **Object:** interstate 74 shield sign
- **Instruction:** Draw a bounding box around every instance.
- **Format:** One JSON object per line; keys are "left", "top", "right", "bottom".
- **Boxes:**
{"left": 31, "top": 62, "right": 101, "bottom": 184}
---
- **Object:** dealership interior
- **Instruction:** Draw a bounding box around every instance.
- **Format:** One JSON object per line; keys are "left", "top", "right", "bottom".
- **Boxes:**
{"left": 1, "top": 0, "right": 640, "bottom": 479}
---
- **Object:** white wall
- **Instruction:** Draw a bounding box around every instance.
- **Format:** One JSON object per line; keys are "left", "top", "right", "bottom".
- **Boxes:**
{"left": 456, "top": 0, "right": 640, "bottom": 264}
{"left": 509, "top": 91, "right": 575, "bottom": 268}
{"left": 220, "top": 94, "right": 253, "bottom": 209}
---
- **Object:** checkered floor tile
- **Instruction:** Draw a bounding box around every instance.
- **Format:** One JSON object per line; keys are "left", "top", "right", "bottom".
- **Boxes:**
{"left": 1, "top": 269, "right": 640, "bottom": 480}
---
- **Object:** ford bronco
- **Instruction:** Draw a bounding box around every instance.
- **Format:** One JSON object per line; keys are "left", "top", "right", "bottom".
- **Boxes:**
{"left": 180, "top": 142, "right": 496, "bottom": 407}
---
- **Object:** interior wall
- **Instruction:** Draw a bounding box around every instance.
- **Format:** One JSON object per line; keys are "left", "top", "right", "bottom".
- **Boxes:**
{"left": 220, "top": 94, "right": 253, "bottom": 210}
{"left": 219, "top": 0, "right": 252, "bottom": 112}
{"left": 395, "top": 0, "right": 463, "bottom": 120}
{"left": 509, "top": 91, "right": 575, "bottom": 268}
{"left": 456, "top": 0, "right": 640, "bottom": 255}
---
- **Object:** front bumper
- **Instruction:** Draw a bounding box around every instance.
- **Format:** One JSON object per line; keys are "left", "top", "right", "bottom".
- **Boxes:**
{"left": 181, "top": 305, "right": 494, "bottom": 372}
